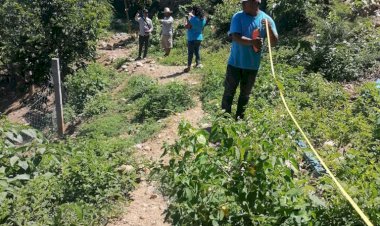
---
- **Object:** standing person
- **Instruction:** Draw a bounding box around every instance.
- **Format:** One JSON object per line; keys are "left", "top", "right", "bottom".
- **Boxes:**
{"left": 160, "top": 7, "right": 174, "bottom": 57}
{"left": 184, "top": 5, "right": 206, "bottom": 73}
{"left": 135, "top": 9, "right": 153, "bottom": 61}
{"left": 221, "top": 0, "right": 278, "bottom": 120}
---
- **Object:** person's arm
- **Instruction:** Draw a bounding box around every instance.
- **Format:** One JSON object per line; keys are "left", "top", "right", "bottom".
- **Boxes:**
{"left": 262, "top": 19, "right": 278, "bottom": 46}
{"left": 135, "top": 13, "right": 140, "bottom": 22}
{"left": 161, "top": 17, "right": 173, "bottom": 25}
{"left": 148, "top": 19, "right": 154, "bottom": 32}
{"left": 232, "top": 33, "right": 263, "bottom": 48}
{"left": 185, "top": 16, "right": 192, "bottom": 30}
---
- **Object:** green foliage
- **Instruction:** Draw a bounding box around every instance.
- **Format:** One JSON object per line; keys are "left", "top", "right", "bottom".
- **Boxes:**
{"left": 160, "top": 120, "right": 323, "bottom": 225}
{"left": 65, "top": 63, "right": 117, "bottom": 115}
{"left": 159, "top": 38, "right": 380, "bottom": 223}
{"left": 123, "top": 76, "right": 194, "bottom": 121}
{"left": 79, "top": 114, "right": 127, "bottom": 138}
{"left": 138, "top": 82, "right": 194, "bottom": 120}
{"left": 83, "top": 93, "right": 115, "bottom": 118}
{"left": 266, "top": 0, "right": 311, "bottom": 34}
{"left": 0, "top": 0, "right": 112, "bottom": 83}
{"left": 306, "top": 1, "right": 380, "bottom": 81}
{"left": 0, "top": 118, "right": 138, "bottom": 225}
{"left": 211, "top": 0, "right": 240, "bottom": 35}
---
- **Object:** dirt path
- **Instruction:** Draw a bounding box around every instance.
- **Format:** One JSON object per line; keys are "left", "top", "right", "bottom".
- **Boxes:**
{"left": 106, "top": 34, "right": 205, "bottom": 226}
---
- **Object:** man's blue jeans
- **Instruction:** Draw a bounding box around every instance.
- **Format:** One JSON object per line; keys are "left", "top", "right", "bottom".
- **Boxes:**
{"left": 188, "top": 40, "right": 202, "bottom": 67}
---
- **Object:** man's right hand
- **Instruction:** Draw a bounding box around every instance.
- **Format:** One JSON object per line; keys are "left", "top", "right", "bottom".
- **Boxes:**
{"left": 252, "top": 38, "right": 263, "bottom": 51}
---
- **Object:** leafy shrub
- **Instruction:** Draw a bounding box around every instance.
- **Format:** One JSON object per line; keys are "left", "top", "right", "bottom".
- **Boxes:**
{"left": 137, "top": 82, "right": 194, "bottom": 120}
{"left": 0, "top": 118, "right": 138, "bottom": 225}
{"left": 123, "top": 76, "right": 194, "bottom": 121}
{"left": 212, "top": 0, "right": 240, "bottom": 35}
{"left": 65, "top": 63, "right": 117, "bottom": 114}
{"left": 307, "top": 1, "right": 380, "bottom": 81}
{"left": 123, "top": 75, "right": 157, "bottom": 101}
{"left": 353, "top": 82, "right": 380, "bottom": 117}
{"left": 79, "top": 114, "right": 127, "bottom": 138}
{"left": 159, "top": 120, "right": 327, "bottom": 225}
{"left": 0, "top": 0, "right": 112, "bottom": 83}
{"left": 83, "top": 93, "right": 114, "bottom": 118}
{"left": 266, "top": 0, "right": 311, "bottom": 34}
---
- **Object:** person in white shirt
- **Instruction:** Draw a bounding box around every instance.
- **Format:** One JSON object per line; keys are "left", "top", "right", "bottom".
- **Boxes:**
{"left": 135, "top": 9, "right": 153, "bottom": 60}
{"left": 160, "top": 7, "right": 174, "bottom": 57}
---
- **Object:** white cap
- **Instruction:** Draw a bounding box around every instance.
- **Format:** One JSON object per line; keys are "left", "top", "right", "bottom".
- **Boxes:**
{"left": 162, "top": 7, "right": 172, "bottom": 13}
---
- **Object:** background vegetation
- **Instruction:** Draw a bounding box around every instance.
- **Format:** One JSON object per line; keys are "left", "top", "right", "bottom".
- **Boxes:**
{"left": 1, "top": 0, "right": 379, "bottom": 225}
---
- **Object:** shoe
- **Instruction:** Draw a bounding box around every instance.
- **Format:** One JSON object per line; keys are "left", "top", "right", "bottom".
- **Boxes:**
{"left": 195, "top": 64, "right": 203, "bottom": 69}
{"left": 183, "top": 67, "right": 191, "bottom": 73}
{"left": 135, "top": 56, "right": 142, "bottom": 61}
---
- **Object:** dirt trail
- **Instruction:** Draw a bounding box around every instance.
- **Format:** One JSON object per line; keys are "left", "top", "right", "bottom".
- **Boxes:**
{"left": 106, "top": 34, "right": 205, "bottom": 226}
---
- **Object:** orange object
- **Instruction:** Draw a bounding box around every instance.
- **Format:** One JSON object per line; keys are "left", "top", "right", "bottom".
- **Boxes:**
{"left": 251, "top": 29, "right": 261, "bottom": 53}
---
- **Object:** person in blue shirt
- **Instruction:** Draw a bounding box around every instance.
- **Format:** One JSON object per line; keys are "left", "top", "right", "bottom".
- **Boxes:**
{"left": 184, "top": 6, "right": 207, "bottom": 73}
{"left": 222, "top": 0, "right": 278, "bottom": 119}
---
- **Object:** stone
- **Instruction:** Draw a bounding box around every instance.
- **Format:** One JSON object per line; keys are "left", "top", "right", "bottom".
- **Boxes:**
{"left": 143, "top": 146, "right": 151, "bottom": 152}
{"left": 135, "top": 144, "right": 143, "bottom": 149}
{"left": 124, "top": 68, "right": 129, "bottom": 72}
{"left": 100, "top": 41, "right": 108, "bottom": 49}
{"left": 323, "top": 141, "right": 335, "bottom": 148}
{"left": 121, "top": 65, "right": 128, "bottom": 69}
{"left": 150, "top": 194, "right": 158, "bottom": 199}
{"left": 149, "top": 68, "right": 155, "bottom": 71}
{"left": 107, "top": 56, "right": 115, "bottom": 62}
{"left": 105, "top": 44, "right": 113, "bottom": 50}
{"left": 117, "top": 165, "right": 135, "bottom": 174}
{"left": 136, "top": 62, "right": 143, "bottom": 67}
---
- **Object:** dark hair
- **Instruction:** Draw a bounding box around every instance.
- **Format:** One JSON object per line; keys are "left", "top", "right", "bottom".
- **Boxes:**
{"left": 192, "top": 5, "right": 205, "bottom": 19}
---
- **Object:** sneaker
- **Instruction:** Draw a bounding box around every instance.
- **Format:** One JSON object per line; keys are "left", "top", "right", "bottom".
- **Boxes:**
{"left": 195, "top": 64, "right": 203, "bottom": 69}
{"left": 135, "top": 56, "right": 142, "bottom": 61}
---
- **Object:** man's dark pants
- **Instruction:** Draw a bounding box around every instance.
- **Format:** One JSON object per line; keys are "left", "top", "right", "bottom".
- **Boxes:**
{"left": 188, "top": 40, "right": 202, "bottom": 67}
{"left": 221, "top": 65, "right": 258, "bottom": 119}
{"left": 138, "top": 35, "right": 150, "bottom": 58}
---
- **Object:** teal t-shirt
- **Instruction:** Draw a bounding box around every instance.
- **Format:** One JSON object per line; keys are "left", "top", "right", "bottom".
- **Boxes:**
{"left": 228, "top": 11, "right": 278, "bottom": 70}
{"left": 187, "top": 16, "right": 206, "bottom": 41}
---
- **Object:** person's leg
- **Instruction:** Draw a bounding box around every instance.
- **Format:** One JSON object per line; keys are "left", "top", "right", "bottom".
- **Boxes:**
{"left": 166, "top": 35, "right": 173, "bottom": 56}
{"left": 221, "top": 65, "right": 241, "bottom": 115}
{"left": 143, "top": 36, "right": 149, "bottom": 58}
{"left": 137, "top": 35, "right": 143, "bottom": 60}
{"left": 236, "top": 69, "right": 258, "bottom": 120}
{"left": 194, "top": 40, "right": 202, "bottom": 66}
{"left": 161, "top": 35, "right": 166, "bottom": 55}
{"left": 185, "top": 41, "right": 195, "bottom": 72}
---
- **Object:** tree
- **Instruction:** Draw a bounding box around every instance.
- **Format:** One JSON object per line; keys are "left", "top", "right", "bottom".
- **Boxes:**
{"left": 0, "top": 0, "right": 112, "bottom": 84}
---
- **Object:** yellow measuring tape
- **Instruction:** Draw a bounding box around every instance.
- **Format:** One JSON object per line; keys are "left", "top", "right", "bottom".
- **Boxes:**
{"left": 264, "top": 21, "right": 374, "bottom": 226}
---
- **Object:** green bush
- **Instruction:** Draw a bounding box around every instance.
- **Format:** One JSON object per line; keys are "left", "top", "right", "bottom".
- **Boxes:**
{"left": 83, "top": 93, "right": 114, "bottom": 118}
{"left": 0, "top": 0, "right": 112, "bottom": 83}
{"left": 79, "top": 114, "right": 127, "bottom": 138}
{"left": 65, "top": 63, "right": 117, "bottom": 114}
{"left": 0, "top": 118, "right": 138, "bottom": 225}
{"left": 266, "top": 0, "right": 311, "bottom": 34}
{"left": 307, "top": 1, "right": 380, "bottom": 81}
{"left": 122, "top": 76, "right": 194, "bottom": 121}
{"left": 137, "top": 82, "right": 194, "bottom": 120}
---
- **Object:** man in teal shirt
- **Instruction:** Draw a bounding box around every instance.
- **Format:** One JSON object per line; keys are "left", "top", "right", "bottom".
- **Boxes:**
{"left": 222, "top": 0, "right": 278, "bottom": 119}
